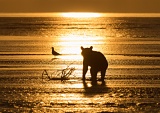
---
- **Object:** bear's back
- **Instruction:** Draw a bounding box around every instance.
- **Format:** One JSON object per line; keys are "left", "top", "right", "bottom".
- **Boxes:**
{"left": 87, "top": 51, "right": 107, "bottom": 67}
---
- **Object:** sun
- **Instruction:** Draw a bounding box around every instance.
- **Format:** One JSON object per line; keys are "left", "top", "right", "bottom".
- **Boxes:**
{"left": 61, "top": 12, "right": 101, "bottom": 18}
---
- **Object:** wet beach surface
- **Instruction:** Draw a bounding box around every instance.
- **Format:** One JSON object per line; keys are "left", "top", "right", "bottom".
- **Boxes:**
{"left": 0, "top": 54, "right": 160, "bottom": 113}
{"left": 0, "top": 78, "right": 160, "bottom": 112}
{"left": 0, "top": 17, "right": 160, "bottom": 112}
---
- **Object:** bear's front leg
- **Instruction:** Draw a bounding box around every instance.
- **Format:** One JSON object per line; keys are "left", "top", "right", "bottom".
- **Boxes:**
{"left": 82, "top": 65, "right": 88, "bottom": 81}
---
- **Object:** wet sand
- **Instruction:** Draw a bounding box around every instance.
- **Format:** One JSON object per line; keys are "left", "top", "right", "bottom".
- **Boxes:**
{"left": 0, "top": 77, "right": 160, "bottom": 112}
{"left": 0, "top": 55, "right": 160, "bottom": 113}
{"left": 0, "top": 16, "right": 160, "bottom": 112}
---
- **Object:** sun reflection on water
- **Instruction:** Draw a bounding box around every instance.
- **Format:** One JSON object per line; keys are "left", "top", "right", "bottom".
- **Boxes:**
{"left": 57, "top": 34, "right": 104, "bottom": 55}
{"left": 61, "top": 12, "right": 101, "bottom": 18}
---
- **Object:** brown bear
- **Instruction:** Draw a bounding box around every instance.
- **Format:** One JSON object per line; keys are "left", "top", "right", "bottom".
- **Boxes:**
{"left": 81, "top": 46, "right": 108, "bottom": 83}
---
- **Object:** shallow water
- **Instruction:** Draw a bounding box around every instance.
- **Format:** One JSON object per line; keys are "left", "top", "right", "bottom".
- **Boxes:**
{"left": 0, "top": 17, "right": 160, "bottom": 112}
{"left": 0, "top": 54, "right": 160, "bottom": 112}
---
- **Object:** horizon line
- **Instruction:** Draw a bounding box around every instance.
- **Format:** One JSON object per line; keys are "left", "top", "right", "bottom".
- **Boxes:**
{"left": 0, "top": 12, "right": 160, "bottom": 17}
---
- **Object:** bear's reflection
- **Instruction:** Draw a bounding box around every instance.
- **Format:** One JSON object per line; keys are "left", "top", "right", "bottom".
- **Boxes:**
{"left": 83, "top": 80, "right": 109, "bottom": 97}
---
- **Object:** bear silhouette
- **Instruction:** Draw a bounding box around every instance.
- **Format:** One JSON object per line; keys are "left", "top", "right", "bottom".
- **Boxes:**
{"left": 81, "top": 46, "right": 108, "bottom": 83}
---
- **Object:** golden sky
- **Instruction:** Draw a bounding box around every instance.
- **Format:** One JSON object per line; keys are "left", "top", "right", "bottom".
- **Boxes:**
{"left": 0, "top": 0, "right": 160, "bottom": 13}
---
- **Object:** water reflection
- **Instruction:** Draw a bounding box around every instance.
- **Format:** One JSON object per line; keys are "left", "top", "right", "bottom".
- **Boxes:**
{"left": 56, "top": 33, "right": 104, "bottom": 55}
{"left": 83, "top": 80, "right": 109, "bottom": 97}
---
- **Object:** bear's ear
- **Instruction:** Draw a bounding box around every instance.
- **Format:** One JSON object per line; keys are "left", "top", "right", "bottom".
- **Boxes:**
{"left": 90, "top": 46, "right": 93, "bottom": 50}
{"left": 81, "top": 46, "right": 84, "bottom": 50}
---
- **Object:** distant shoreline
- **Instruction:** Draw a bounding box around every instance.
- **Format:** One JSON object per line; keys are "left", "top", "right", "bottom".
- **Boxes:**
{"left": 0, "top": 13, "right": 160, "bottom": 17}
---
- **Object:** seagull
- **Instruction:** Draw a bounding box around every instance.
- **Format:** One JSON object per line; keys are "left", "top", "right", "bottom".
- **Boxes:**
{"left": 52, "top": 47, "right": 61, "bottom": 55}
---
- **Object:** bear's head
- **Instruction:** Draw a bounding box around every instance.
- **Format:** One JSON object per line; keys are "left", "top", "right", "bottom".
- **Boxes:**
{"left": 81, "top": 46, "right": 93, "bottom": 57}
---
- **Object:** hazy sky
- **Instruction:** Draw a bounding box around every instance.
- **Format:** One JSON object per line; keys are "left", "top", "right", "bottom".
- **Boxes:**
{"left": 0, "top": 0, "right": 160, "bottom": 13}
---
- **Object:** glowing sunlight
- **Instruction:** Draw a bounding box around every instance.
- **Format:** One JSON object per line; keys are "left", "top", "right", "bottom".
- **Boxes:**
{"left": 61, "top": 12, "right": 101, "bottom": 18}
{"left": 58, "top": 35, "right": 103, "bottom": 55}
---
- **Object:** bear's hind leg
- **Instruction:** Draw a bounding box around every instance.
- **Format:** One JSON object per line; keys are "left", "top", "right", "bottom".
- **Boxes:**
{"left": 90, "top": 68, "right": 98, "bottom": 83}
{"left": 101, "top": 69, "right": 106, "bottom": 82}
